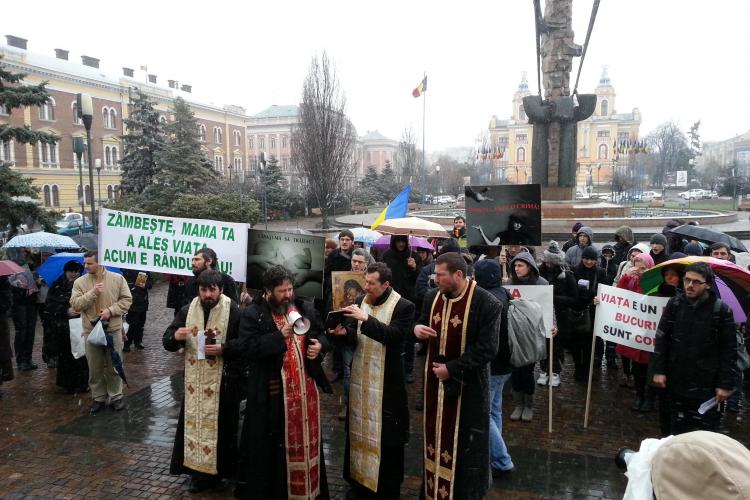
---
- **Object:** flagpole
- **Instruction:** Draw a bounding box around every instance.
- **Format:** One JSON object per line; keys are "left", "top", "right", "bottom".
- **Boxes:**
{"left": 421, "top": 71, "right": 427, "bottom": 205}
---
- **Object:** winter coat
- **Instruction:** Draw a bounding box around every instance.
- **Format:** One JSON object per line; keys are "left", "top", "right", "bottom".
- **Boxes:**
{"left": 538, "top": 262, "right": 578, "bottom": 335}
{"left": 650, "top": 290, "right": 737, "bottom": 401}
{"left": 613, "top": 226, "right": 635, "bottom": 268}
{"left": 474, "top": 259, "right": 512, "bottom": 375}
{"left": 572, "top": 262, "right": 605, "bottom": 311}
{"left": 121, "top": 269, "right": 152, "bottom": 313}
{"left": 615, "top": 271, "right": 651, "bottom": 364}
{"left": 382, "top": 239, "right": 418, "bottom": 303}
{"left": 509, "top": 252, "right": 549, "bottom": 286}
{"left": 599, "top": 244, "right": 619, "bottom": 286}
{"left": 614, "top": 243, "right": 650, "bottom": 284}
{"left": 70, "top": 269, "right": 132, "bottom": 335}
{"left": 565, "top": 226, "right": 597, "bottom": 268}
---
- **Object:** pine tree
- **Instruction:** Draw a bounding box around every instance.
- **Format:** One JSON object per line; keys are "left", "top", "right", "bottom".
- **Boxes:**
{"left": 148, "top": 97, "right": 217, "bottom": 214}
{"left": 260, "top": 155, "right": 288, "bottom": 214}
{"left": 357, "top": 166, "right": 382, "bottom": 205}
{"left": 380, "top": 161, "right": 399, "bottom": 201}
{"left": 0, "top": 58, "right": 58, "bottom": 233}
{"left": 120, "top": 89, "right": 164, "bottom": 195}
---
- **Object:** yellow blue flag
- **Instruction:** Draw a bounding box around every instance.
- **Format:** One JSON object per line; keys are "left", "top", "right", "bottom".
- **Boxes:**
{"left": 371, "top": 185, "right": 412, "bottom": 230}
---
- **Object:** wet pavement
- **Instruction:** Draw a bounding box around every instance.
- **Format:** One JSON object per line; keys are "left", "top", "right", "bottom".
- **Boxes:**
{"left": 1, "top": 280, "right": 749, "bottom": 499}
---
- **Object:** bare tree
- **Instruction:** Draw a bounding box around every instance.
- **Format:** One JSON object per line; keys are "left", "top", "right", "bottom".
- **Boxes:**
{"left": 291, "top": 53, "right": 356, "bottom": 228}
{"left": 395, "top": 127, "right": 420, "bottom": 185}
{"left": 646, "top": 121, "right": 690, "bottom": 187}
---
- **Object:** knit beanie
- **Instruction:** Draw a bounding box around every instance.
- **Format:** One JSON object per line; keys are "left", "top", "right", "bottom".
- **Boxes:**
{"left": 63, "top": 260, "right": 83, "bottom": 272}
{"left": 572, "top": 222, "right": 583, "bottom": 233}
{"left": 650, "top": 233, "right": 668, "bottom": 247}
{"left": 684, "top": 242, "right": 704, "bottom": 256}
{"left": 543, "top": 240, "right": 565, "bottom": 267}
{"left": 439, "top": 238, "right": 461, "bottom": 255}
{"left": 582, "top": 246, "right": 598, "bottom": 261}
{"left": 338, "top": 229, "right": 355, "bottom": 241}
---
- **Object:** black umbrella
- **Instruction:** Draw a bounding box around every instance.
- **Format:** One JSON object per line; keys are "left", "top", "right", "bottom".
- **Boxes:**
{"left": 671, "top": 224, "right": 748, "bottom": 253}
{"left": 91, "top": 317, "right": 129, "bottom": 387}
{"left": 72, "top": 233, "right": 98, "bottom": 251}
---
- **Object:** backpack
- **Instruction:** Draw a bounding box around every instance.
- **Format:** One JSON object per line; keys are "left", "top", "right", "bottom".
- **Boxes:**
{"left": 710, "top": 299, "right": 750, "bottom": 372}
{"left": 507, "top": 298, "right": 547, "bottom": 367}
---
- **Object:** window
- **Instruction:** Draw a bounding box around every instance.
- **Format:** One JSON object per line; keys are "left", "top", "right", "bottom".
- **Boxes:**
{"left": 43, "top": 185, "right": 51, "bottom": 207}
{"left": 618, "top": 132, "right": 629, "bottom": 143}
{"left": 71, "top": 102, "right": 83, "bottom": 125}
{"left": 38, "top": 98, "right": 55, "bottom": 121}
{"left": 198, "top": 124, "right": 206, "bottom": 142}
{"left": 0, "top": 104, "right": 9, "bottom": 115}
{"left": 105, "top": 146, "right": 111, "bottom": 166}
{"left": 517, "top": 147, "right": 526, "bottom": 162}
{"left": 78, "top": 185, "right": 91, "bottom": 205}
{"left": 84, "top": 185, "right": 91, "bottom": 205}
{"left": 281, "top": 136, "right": 288, "bottom": 149}
{"left": 233, "top": 130, "right": 241, "bottom": 147}
{"left": 367, "top": 151, "right": 372, "bottom": 163}
{"left": 598, "top": 144, "right": 608, "bottom": 159}
{"left": 233, "top": 157, "right": 242, "bottom": 171}
{"left": 213, "top": 127, "right": 222, "bottom": 144}
{"left": 270, "top": 136, "right": 276, "bottom": 149}
{"left": 516, "top": 133, "right": 528, "bottom": 144}
{"left": 497, "top": 136, "right": 509, "bottom": 148}
{"left": 597, "top": 130, "right": 611, "bottom": 139}
{"left": 112, "top": 146, "right": 118, "bottom": 166}
{"left": 102, "top": 107, "right": 117, "bottom": 129}
{"left": 258, "top": 137, "right": 265, "bottom": 150}
{"left": 51, "top": 185, "right": 59, "bottom": 207}
{"left": 601, "top": 99, "right": 608, "bottom": 117}
{"left": 518, "top": 105, "right": 526, "bottom": 121}
{"left": 248, "top": 136, "right": 254, "bottom": 149}
{"left": 38, "top": 142, "right": 59, "bottom": 167}
{"left": 77, "top": 185, "right": 83, "bottom": 203}
{"left": 107, "top": 185, "right": 115, "bottom": 200}
{"left": 159, "top": 115, "right": 167, "bottom": 124}
{"left": 0, "top": 139, "right": 14, "bottom": 164}
{"left": 214, "top": 155, "right": 224, "bottom": 172}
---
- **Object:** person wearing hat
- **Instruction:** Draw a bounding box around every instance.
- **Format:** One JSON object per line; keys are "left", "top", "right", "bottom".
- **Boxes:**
{"left": 46, "top": 260, "right": 89, "bottom": 394}
{"left": 537, "top": 241, "right": 578, "bottom": 387}
{"left": 565, "top": 226, "right": 597, "bottom": 268}
{"left": 612, "top": 226, "right": 635, "bottom": 269}
{"left": 562, "top": 222, "right": 584, "bottom": 253}
{"left": 683, "top": 242, "right": 704, "bottom": 257}
{"left": 649, "top": 233, "right": 670, "bottom": 266}
{"left": 570, "top": 246, "right": 606, "bottom": 382}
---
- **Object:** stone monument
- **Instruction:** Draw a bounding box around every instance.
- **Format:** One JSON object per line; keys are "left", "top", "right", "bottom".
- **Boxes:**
{"left": 523, "top": 0, "right": 597, "bottom": 200}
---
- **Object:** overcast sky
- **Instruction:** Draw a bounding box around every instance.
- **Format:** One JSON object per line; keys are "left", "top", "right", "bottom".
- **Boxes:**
{"left": 2, "top": 1, "right": 748, "bottom": 151}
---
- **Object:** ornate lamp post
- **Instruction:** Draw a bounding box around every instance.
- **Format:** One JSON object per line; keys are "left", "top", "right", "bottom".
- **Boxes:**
{"left": 95, "top": 158, "right": 102, "bottom": 205}
{"left": 72, "top": 137, "right": 86, "bottom": 215}
{"left": 76, "top": 93, "right": 96, "bottom": 231}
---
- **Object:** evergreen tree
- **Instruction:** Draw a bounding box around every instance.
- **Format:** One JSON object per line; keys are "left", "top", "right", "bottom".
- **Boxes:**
{"left": 257, "top": 155, "right": 298, "bottom": 218}
{"left": 120, "top": 89, "right": 164, "bottom": 196}
{"left": 148, "top": 97, "right": 217, "bottom": 213}
{"left": 357, "top": 166, "right": 382, "bottom": 205}
{"left": 380, "top": 161, "right": 399, "bottom": 201}
{"left": 0, "top": 59, "right": 58, "bottom": 233}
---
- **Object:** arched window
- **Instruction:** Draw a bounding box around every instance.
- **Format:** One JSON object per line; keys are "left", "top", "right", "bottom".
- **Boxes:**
{"left": 258, "top": 137, "right": 265, "bottom": 150}
{"left": 77, "top": 185, "right": 83, "bottom": 203}
{"left": 601, "top": 99, "right": 608, "bottom": 117}
{"left": 248, "top": 136, "right": 254, "bottom": 149}
{"left": 0, "top": 139, "right": 13, "bottom": 163}
{"left": 0, "top": 103, "right": 9, "bottom": 115}
{"left": 39, "top": 142, "right": 59, "bottom": 167}
{"left": 233, "top": 157, "right": 242, "bottom": 171}
{"left": 84, "top": 185, "right": 91, "bottom": 205}
{"left": 43, "top": 185, "right": 51, "bottom": 207}
{"left": 113, "top": 185, "right": 120, "bottom": 199}
{"left": 102, "top": 107, "right": 110, "bottom": 128}
{"left": 233, "top": 130, "right": 241, "bottom": 146}
{"left": 517, "top": 147, "right": 526, "bottom": 162}
{"left": 38, "top": 97, "right": 55, "bottom": 121}
{"left": 198, "top": 124, "right": 206, "bottom": 142}
{"left": 599, "top": 144, "right": 608, "bottom": 159}
{"left": 214, "top": 155, "right": 224, "bottom": 172}
{"left": 214, "top": 127, "right": 222, "bottom": 144}
{"left": 105, "top": 146, "right": 111, "bottom": 166}
{"left": 107, "top": 185, "right": 114, "bottom": 200}
{"left": 281, "top": 135, "right": 288, "bottom": 149}
{"left": 270, "top": 136, "right": 276, "bottom": 149}
{"left": 112, "top": 146, "right": 118, "bottom": 166}
{"left": 109, "top": 109, "right": 117, "bottom": 129}
{"left": 51, "top": 185, "right": 59, "bottom": 207}
{"left": 518, "top": 105, "right": 526, "bottom": 121}
{"left": 71, "top": 102, "right": 82, "bottom": 125}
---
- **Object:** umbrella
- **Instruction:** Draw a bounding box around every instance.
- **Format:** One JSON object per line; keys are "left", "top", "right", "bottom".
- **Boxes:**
{"left": 350, "top": 227, "right": 382, "bottom": 245}
{"left": 0, "top": 260, "right": 24, "bottom": 277}
{"left": 375, "top": 217, "right": 449, "bottom": 239}
{"left": 36, "top": 252, "right": 121, "bottom": 285}
{"left": 2, "top": 231, "right": 80, "bottom": 250}
{"left": 642, "top": 256, "right": 750, "bottom": 323}
{"left": 8, "top": 270, "right": 38, "bottom": 292}
{"left": 372, "top": 234, "right": 434, "bottom": 251}
{"left": 106, "top": 331, "right": 128, "bottom": 386}
{"left": 670, "top": 225, "right": 748, "bottom": 253}
{"left": 72, "top": 233, "right": 99, "bottom": 250}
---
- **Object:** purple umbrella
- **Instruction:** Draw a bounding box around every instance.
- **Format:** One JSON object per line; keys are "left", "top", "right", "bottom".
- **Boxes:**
{"left": 714, "top": 276, "right": 747, "bottom": 324}
{"left": 372, "top": 235, "right": 434, "bottom": 252}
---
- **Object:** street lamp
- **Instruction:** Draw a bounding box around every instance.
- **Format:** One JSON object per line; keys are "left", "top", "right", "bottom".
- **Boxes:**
{"left": 435, "top": 165, "right": 441, "bottom": 194}
{"left": 72, "top": 137, "right": 86, "bottom": 215}
{"left": 95, "top": 159, "right": 102, "bottom": 205}
{"left": 76, "top": 93, "right": 96, "bottom": 231}
{"left": 259, "top": 152, "right": 268, "bottom": 230}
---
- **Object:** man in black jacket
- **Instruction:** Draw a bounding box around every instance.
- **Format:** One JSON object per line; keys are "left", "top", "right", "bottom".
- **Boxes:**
{"left": 181, "top": 248, "right": 238, "bottom": 308}
{"left": 335, "top": 262, "right": 413, "bottom": 499}
{"left": 122, "top": 269, "right": 152, "bottom": 352}
{"left": 651, "top": 262, "right": 737, "bottom": 434}
{"left": 473, "top": 259, "right": 514, "bottom": 478}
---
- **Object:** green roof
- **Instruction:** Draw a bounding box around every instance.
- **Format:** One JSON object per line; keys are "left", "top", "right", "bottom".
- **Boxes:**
{"left": 252, "top": 105, "right": 299, "bottom": 118}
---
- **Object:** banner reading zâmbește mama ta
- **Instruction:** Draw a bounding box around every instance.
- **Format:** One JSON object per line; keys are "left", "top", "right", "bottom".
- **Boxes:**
{"left": 99, "top": 208, "right": 247, "bottom": 282}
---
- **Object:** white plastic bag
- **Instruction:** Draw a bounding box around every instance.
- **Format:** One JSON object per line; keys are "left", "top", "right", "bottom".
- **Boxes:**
{"left": 623, "top": 436, "right": 674, "bottom": 500}
{"left": 122, "top": 321, "right": 129, "bottom": 334}
{"left": 69, "top": 318, "right": 86, "bottom": 359}
{"left": 87, "top": 320, "right": 107, "bottom": 347}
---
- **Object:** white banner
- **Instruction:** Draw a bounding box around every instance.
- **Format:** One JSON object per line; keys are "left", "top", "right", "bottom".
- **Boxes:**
{"left": 98, "top": 208, "right": 248, "bottom": 282}
{"left": 505, "top": 285, "right": 554, "bottom": 338}
{"left": 676, "top": 170, "right": 688, "bottom": 187}
{"left": 593, "top": 284, "right": 670, "bottom": 352}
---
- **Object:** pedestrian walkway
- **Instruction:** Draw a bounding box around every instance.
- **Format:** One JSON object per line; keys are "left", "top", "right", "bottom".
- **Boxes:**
{"left": 1, "top": 281, "right": 748, "bottom": 498}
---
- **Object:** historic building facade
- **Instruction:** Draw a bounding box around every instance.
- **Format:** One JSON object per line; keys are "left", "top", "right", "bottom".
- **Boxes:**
{"left": 486, "top": 68, "right": 641, "bottom": 189}
{"left": 700, "top": 130, "right": 750, "bottom": 177}
{"left": 0, "top": 35, "right": 248, "bottom": 213}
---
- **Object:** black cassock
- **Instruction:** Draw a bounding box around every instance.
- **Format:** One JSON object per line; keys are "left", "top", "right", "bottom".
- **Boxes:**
{"left": 343, "top": 288, "right": 414, "bottom": 498}
{"left": 163, "top": 302, "right": 243, "bottom": 479}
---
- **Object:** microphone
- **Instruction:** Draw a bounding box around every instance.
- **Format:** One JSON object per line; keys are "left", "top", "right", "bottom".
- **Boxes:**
{"left": 286, "top": 307, "right": 310, "bottom": 336}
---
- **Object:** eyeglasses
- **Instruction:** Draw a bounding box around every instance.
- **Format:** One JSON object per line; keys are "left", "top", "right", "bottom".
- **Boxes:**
{"left": 682, "top": 278, "right": 707, "bottom": 286}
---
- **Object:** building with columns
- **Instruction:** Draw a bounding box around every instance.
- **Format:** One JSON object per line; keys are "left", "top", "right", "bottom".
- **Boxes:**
{"left": 0, "top": 35, "right": 249, "bottom": 213}
{"left": 486, "top": 68, "right": 641, "bottom": 189}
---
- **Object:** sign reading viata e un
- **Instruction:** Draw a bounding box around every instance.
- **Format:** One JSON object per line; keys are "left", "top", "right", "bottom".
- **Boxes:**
{"left": 98, "top": 208, "right": 247, "bottom": 282}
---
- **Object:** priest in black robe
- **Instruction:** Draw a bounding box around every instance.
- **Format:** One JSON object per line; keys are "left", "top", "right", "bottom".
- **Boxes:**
{"left": 163, "top": 270, "right": 243, "bottom": 493}
{"left": 414, "top": 253, "right": 501, "bottom": 500}
{"left": 332, "top": 262, "right": 413, "bottom": 499}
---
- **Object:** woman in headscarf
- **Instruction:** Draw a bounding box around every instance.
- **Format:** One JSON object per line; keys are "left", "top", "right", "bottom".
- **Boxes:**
{"left": 47, "top": 261, "right": 89, "bottom": 394}
{"left": 615, "top": 253, "right": 655, "bottom": 412}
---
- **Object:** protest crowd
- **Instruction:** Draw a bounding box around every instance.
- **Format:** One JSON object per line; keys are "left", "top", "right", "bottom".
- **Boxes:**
{"left": 1, "top": 208, "right": 750, "bottom": 500}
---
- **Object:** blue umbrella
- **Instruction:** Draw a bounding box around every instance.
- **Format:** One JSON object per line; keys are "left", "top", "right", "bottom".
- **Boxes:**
{"left": 350, "top": 227, "right": 382, "bottom": 245}
{"left": 2, "top": 231, "right": 79, "bottom": 250}
{"left": 37, "top": 252, "right": 121, "bottom": 285}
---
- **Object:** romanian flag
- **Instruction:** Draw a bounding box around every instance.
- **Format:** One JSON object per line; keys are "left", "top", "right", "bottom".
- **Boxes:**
{"left": 412, "top": 76, "right": 427, "bottom": 98}
{"left": 371, "top": 185, "right": 412, "bottom": 230}
{"left": 139, "top": 64, "right": 148, "bottom": 72}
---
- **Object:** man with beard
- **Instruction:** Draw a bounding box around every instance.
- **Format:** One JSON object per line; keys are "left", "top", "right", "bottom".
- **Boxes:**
{"left": 331, "top": 262, "right": 413, "bottom": 499}
{"left": 163, "top": 270, "right": 243, "bottom": 493}
{"left": 235, "top": 265, "right": 332, "bottom": 499}
{"left": 181, "top": 248, "right": 238, "bottom": 308}
{"left": 414, "top": 253, "right": 501, "bottom": 500}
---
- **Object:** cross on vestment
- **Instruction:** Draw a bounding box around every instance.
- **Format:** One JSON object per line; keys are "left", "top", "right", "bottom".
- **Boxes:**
{"left": 449, "top": 315, "right": 462, "bottom": 328}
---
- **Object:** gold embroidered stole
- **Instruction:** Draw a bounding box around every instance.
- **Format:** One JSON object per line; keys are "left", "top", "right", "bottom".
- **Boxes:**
{"left": 183, "top": 294, "right": 231, "bottom": 475}
{"left": 423, "top": 279, "right": 475, "bottom": 500}
{"left": 349, "top": 290, "right": 401, "bottom": 492}
{"left": 273, "top": 311, "right": 321, "bottom": 500}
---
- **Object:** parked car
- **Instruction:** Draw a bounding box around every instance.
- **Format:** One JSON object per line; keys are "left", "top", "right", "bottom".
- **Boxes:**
{"left": 58, "top": 212, "right": 84, "bottom": 223}
{"left": 641, "top": 191, "right": 663, "bottom": 202}
{"left": 678, "top": 189, "right": 708, "bottom": 200}
{"left": 56, "top": 217, "right": 94, "bottom": 236}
